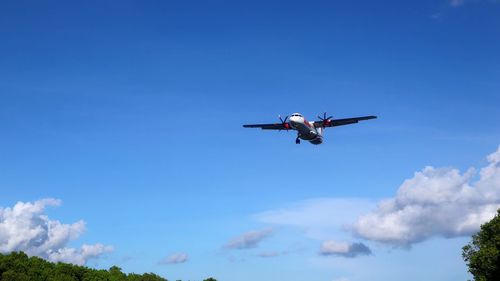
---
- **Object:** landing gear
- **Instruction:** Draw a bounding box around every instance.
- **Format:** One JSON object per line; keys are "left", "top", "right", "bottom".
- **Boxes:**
{"left": 295, "top": 137, "right": 301, "bottom": 144}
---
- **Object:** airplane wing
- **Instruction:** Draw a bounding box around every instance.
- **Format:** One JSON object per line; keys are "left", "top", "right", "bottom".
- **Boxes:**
{"left": 243, "top": 123, "right": 292, "bottom": 130}
{"left": 313, "top": 116, "right": 377, "bottom": 128}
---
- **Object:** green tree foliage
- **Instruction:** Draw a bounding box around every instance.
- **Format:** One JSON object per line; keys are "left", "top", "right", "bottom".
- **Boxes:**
{"left": 462, "top": 209, "right": 500, "bottom": 281}
{"left": 0, "top": 252, "right": 167, "bottom": 281}
{"left": 203, "top": 278, "right": 217, "bottom": 281}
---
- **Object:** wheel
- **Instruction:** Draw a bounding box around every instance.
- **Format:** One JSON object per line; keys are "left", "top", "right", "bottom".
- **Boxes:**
{"left": 295, "top": 137, "right": 301, "bottom": 144}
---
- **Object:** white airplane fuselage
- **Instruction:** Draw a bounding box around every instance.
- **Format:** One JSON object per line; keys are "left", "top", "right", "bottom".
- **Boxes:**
{"left": 289, "top": 113, "right": 323, "bottom": 145}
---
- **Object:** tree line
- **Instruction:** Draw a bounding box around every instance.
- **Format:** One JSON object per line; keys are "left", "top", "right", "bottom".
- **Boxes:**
{"left": 0, "top": 251, "right": 217, "bottom": 281}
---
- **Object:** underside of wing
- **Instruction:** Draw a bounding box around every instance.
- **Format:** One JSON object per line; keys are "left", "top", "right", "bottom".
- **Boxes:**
{"left": 243, "top": 123, "right": 291, "bottom": 130}
{"left": 313, "top": 116, "right": 377, "bottom": 128}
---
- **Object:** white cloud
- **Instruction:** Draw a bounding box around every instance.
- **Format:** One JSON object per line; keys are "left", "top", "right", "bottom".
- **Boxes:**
{"left": 251, "top": 146, "right": 500, "bottom": 255}
{"left": 0, "top": 198, "right": 112, "bottom": 265}
{"left": 352, "top": 146, "right": 500, "bottom": 247}
{"left": 319, "top": 240, "right": 371, "bottom": 258}
{"left": 159, "top": 253, "right": 189, "bottom": 265}
{"left": 47, "top": 244, "right": 113, "bottom": 265}
{"left": 225, "top": 228, "right": 273, "bottom": 250}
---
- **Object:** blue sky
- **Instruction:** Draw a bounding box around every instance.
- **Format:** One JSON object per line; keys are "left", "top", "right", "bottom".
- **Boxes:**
{"left": 0, "top": 1, "right": 499, "bottom": 281}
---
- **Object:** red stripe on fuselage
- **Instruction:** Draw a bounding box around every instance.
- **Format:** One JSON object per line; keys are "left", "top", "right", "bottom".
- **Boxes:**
{"left": 303, "top": 119, "right": 312, "bottom": 128}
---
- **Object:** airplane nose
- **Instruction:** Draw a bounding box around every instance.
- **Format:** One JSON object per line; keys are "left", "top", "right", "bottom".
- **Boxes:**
{"left": 288, "top": 117, "right": 297, "bottom": 128}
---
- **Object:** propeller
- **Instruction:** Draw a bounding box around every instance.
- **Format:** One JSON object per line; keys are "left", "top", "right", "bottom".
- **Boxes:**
{"left": 317, "top": 112, "right": 333, "bottom": 126}
{"left": 278, "top": 115, "right": 290, "bottom": 130}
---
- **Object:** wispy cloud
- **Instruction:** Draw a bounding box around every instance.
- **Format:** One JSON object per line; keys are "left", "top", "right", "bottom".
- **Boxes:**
{"left": 352, "top": 146, "right": 500, "bottom": 247}
{"left": 448, "top": 0, "right": 497, "bottom": 7}
{"left": 254, "top": 198, "right": 374, "bottom": 240}
{"left": 319, "top": 241, "right": 371, "bottom": 258}
{"left": 224, "top": 228, "right": 273, "bottom": 250}
{"left": 0, "top": 198, "right": 112, "bottom": 265}
{"left": 159, "top": 253, "right": 189, "bottom": 265}
{"left": 257, "top": 251, "right": 280, "bottom": 258}
{"left": 450, "top": 0, "right": 466, "bottom": 6}
{"left": 256, "top": 250, "right": 289, "bottom": 258}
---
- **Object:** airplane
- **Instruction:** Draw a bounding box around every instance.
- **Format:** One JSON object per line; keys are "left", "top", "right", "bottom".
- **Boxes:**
{"left": 243, "top": 112, "right": 376, "bottom": 145}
